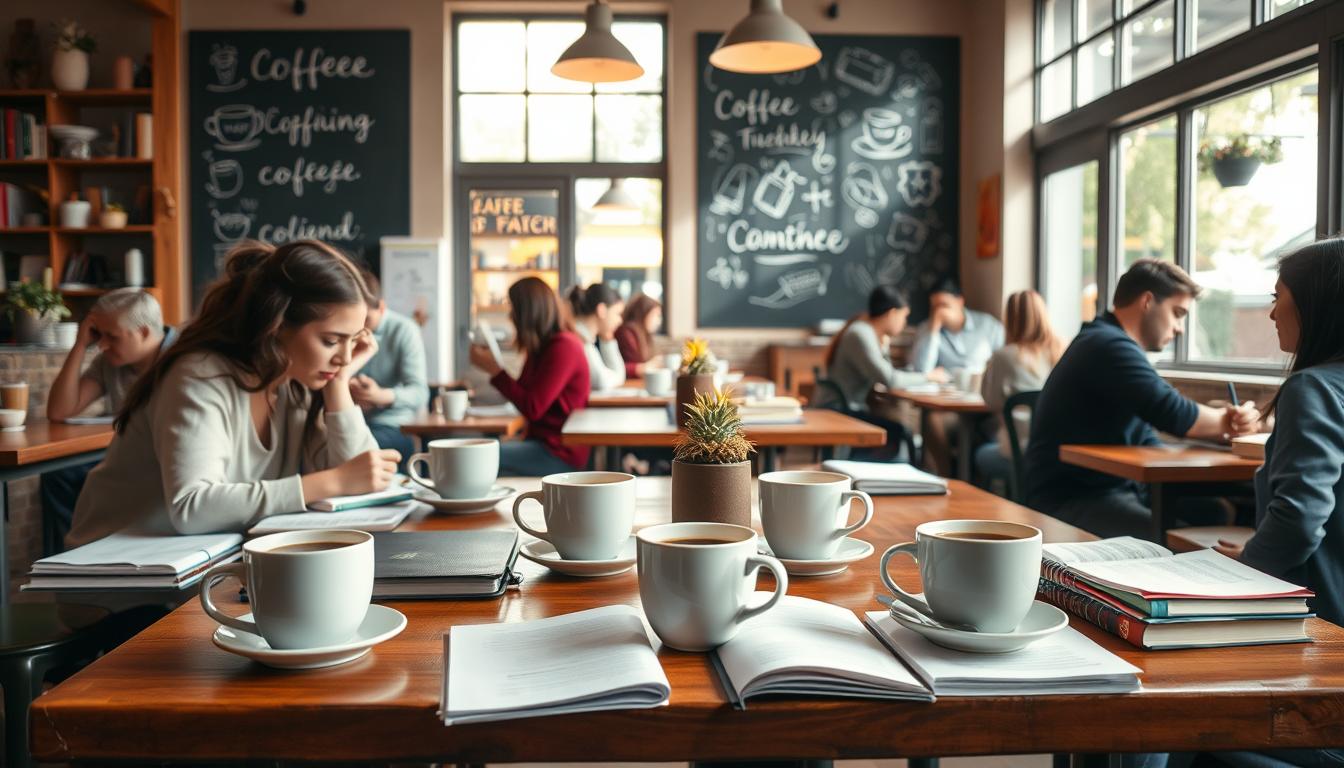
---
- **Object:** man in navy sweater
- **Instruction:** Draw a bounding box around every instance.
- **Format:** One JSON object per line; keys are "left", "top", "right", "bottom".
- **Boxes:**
{"left": 1026, "top": 259, "right": 1261, "bottom": 539}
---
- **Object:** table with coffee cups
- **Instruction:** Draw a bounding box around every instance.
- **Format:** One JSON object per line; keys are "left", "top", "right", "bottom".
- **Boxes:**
{"left": 587, "top": 374, "right": 773, "bottom": 407}
{"left": 31, "top": 470, "right": 1344, "bottom": 764}
{"left": 882, "top": 386, "right": 991, "bottom": 481}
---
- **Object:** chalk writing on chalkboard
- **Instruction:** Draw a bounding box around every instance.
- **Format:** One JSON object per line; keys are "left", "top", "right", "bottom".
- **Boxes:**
{"left": 189, "top": 31, "right": 410, "bottom": 305}
{"left": 697, "top": 33, "right": 959, "bottom": 328}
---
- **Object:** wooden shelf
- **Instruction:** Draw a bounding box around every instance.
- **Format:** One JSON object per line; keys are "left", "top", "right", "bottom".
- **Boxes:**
{"left": 55, "top": 226, "right": 154, "bottom": 235}
{"left": 0, "top": 159, "right": 47, "bottom": 167}
{"left": 0, "top": 227, "right": 50, "bottom": 234}
{"left": 52, "top": 158, "right": 152, "bottom": 169}
{"left": 59, "top": 285, "right": 159, "bottom": 298}
{"left": 0, "top": 90, "right": 47, "bottom": 101}
{"left": 0, "top": 89, "right": 151, "bottom": 105}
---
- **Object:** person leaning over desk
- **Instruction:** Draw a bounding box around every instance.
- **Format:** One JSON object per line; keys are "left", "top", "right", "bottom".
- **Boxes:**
{"left": 65, "top": 240, "right": 398, "bottom": 548}
{"left": 348, "top": 268, "right": 428, "bottom": 473}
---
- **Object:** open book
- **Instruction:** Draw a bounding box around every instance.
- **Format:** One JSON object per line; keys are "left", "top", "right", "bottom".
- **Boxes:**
{"left": 25, "top": 532, "right": 243, "bottom": 590}
{"left": 714, "top": 595, "right": 934, "bottom": 707}
{"left": 863, "top": 611, "right": 1141, "bottom": 696}
{"left": 441, "top": 605, "right": 669, "bottom": 724}
{"left": 821, "top": 459, "right": 948, "bottom": 495}
{"left": 249, "top": 501, "right": 418, "bottom": 535}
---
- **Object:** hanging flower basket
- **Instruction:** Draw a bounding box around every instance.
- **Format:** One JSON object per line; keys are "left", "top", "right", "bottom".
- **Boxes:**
{"left": 1199, "top": 134, "right": 1283, "bottom": 189}
{"left": 1211, "top": 156, "right": 1262, "bottom": 188}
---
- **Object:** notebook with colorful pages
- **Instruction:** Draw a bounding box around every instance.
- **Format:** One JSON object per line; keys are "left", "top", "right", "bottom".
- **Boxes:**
{"left": 441, "top": 605, "right": 670, "bottom": 725}
{"left": 821, "top": 459, "right": 949, "bottom": 495}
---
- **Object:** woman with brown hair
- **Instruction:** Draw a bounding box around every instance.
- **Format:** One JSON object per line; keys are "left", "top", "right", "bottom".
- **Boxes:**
{"left": 470, "top": 276, "right": 591, "bottom": 475}
{"left": 614, "top": 293, "right": 662, "bottom": 378}
{"left": 66, "top": 240, "right": 397, "bottom": 547}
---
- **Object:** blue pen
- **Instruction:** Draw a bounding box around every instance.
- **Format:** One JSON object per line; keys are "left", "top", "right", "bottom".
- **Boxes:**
{"left": 1227, "top": 382, "right": 1240, "bottom": 408}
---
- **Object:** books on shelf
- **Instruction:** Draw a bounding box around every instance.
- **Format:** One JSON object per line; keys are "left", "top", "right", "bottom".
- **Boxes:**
{"left": 24, "top": 532, "right": 242, "bottom": 591}
{"left": 0, "top": 108, "right": 46, "bottom": 160}
{"left": 373, "top": 530, "right": 520, "bottom": 599}
{"left": 1, "top": 182, "right": 45, "bottom": 227}
{"left": 1232, "top": 433, "right": 1270, "bottom": 460}
{"left": 821, "top": 459, "right": 949, "bottom": 495}
{"left": 249, "top": 501, "right": 418, "bottom": 535}
{"left": 441, "top": 605, "right": 670, "bottom": 725}
{"left": 737, "top": 396, "right": 804, "bottom": 425}
{"left": 714, "top": 595, "right": 934, "bottom": 706}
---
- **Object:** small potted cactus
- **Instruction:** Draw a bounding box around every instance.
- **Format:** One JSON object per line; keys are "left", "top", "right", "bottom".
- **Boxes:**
{"left": 675, "top": 337, "right": 717, "bottom": 428}
{"left": 671, "top": 389, "right": 755, "bottom": 526}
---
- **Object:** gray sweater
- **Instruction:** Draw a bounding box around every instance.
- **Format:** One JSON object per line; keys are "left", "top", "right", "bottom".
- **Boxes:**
{"left": 1243, "top": 362, "right": 1344, "bottom": 627}
{"left": 823, "top": 320, "right": 927, "bottom": 411}
{"left": 359, "top": 309, "right": 429, "bottom": 428}
{"left": 67, "top": 352, "right": 378, "bottom": 548}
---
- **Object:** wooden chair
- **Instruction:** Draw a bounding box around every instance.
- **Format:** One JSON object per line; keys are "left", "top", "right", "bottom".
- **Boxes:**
{"left": 1, "top": 603, "right": 110, "bottom": 768}
{"left": 1001, "top": 390, "right": 1041, "bottom": 504}
{"left": 1166, "top": 525, "right": 1255, "bottom": 553}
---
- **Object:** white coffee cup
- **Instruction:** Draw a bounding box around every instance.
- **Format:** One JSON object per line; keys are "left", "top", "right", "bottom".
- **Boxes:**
{"left": 758, "top": 470, "right": 874, "bottom": 560}
{"left": 199, "top": 529, "right": 373, "bottom": 650}
{"left": 637, "top": 522, "right": 789, "bottom": 651}
{"left": 880, "top": 519, "right": 1042, "bottom": 633}
{"left": 663, "top": 352, "right": 682, "bottom": 372}
{"left": 512, "top": 471, "right": 636, "bottom": 560}
{"left": 408, "top": 438, "right": 499, "bottom": 499}
{"left": 644, "top": 368, "right": 674, "bottom": 397}
{"left": 439, "top": 390, "right": 468, "bottom": 421}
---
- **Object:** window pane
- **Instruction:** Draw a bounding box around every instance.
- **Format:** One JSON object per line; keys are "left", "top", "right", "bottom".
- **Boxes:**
{"left": 1039, "top": 0, "right": 1073, "bottom": 64}
{"left": 527, "top": 21, "right": 592, "bottom": 94}
{"left": 527, "top": 94, "right": 593, "bottom": 162}
{"left": 1043, "top": 161, "right": 1100, "bottom": 340}
{"left": 1079, "top": 0, "right": 1114, "bottom": 38}
{"left": 1039, "top": 55, "right": 1072, "bottom": 122}
{"left": 1077, "top": 32, "right": 1115, "bottom": 106}
{"left": 596, "top": 95, "right": 662, "bottom": 162}
{"left": 1189, "top": 70, "right": 1316, "bottom": 366}
{"left": 1268, "top": 0, "right": 1313, "bottom": 18}
{"left": 575, "top": 178, "right": 664, "bottom": 303}
{"left": 458, "top": 21, "right": 526, "bottom": 92}
{"left": 1119, "top": 115, "right": 1177, "bottom": 358}
{"left": 597, "top": 22, "right": 665, "bottom": 94}
{"left": 1121, "top": 0, "right": 1174, "bottom": 86}
{"left": 459, "top": 95, "right": 526, "bottom": 162}
{"left": 1191, "top": 0, "right": 1250, "bottom": 55}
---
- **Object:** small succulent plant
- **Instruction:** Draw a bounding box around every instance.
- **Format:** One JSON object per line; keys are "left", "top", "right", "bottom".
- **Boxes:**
{"left": 674, "top": 389, "right": 755, "bottom": 465}
{"left": 681, "top": 337, "right": 715, "bottom": 375}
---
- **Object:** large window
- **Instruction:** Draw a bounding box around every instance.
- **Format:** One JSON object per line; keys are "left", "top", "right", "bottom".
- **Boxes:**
{"left": 1119, "top": 115, "right": 1177, "bottom": 266}
{"left": 1042, "top": 161, "right": 1100, "bottom": 338}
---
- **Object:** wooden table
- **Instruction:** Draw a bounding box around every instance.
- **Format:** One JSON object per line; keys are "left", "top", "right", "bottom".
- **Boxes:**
{"left": 589, "top": 375, "right": 771, "bottom": 408}
{"left": 1059, "top": 444, "right": 1263, "bottom": 541}
{"left": 399, "top": 413, "right": 525, "bottom": 444}
{"left": 885, "top": 388, "right": 991, "bottom": 482}
{"left": 31, "top": 479, "right": 1344, "bottom": 763}
{"left": 0, "top": 419, "right": 115, "bottom": 605}
{"left": 562, "top": 406, "right": 886, "bottom": 470}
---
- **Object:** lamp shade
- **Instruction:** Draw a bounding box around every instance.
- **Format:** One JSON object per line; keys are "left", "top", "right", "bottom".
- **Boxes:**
{"left": 552, "top": 1, "right": 645, "bottom": 84}
{"left": 592, "top": 178, "right": 639, "bottom": 211}
{"left": 710, "top": 0, "right": 821, "bottom": 74}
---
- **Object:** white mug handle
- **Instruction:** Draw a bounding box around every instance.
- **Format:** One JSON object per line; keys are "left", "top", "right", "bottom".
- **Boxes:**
{"left": 511, "top": 490, "right": 550, "bottom": 543}
{"left": 879, "top": 542, "right": 936, "bottom": 619}
{"left": 735, "top": 554, "right": 789, "bottom": 625}
{"left": 834, "top": 490, "right": 874, "bottom": 539}
{"left": 407, "top": 453, "right": 435, "bottom": 491}
{"left": 198, "top": 562, "right": 259, "bottom": 636}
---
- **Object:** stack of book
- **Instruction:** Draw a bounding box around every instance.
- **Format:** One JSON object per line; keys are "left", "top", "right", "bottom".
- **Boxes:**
{"left": 1, "top": 182, "right": 45, "bottom": 227}
{"left": 1, "top": 109, "right": 46, "bottom": 160}
{"left": 1232, "top": 433, "right": 1270, "bottom": 459}
{"left": 23, "top": 533, "right": 243, "bottom": 591}
{"left": 821, "top": 459, "right": 948, "bottom": 495}
{"left": 1037, "top": 537, "right": 1314, "bottom": 649}
{"left": 736, "top": 396, "right": 804, "bottom": 425}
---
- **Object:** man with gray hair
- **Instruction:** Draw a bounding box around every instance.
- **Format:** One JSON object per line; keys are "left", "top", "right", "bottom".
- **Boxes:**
{"left": 43, "top": 288, "right": 177, "bottom": 552}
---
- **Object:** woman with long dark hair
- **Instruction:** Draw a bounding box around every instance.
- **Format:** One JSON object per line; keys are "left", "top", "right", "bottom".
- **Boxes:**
{"left": 614, "top": 293, "right": 662, "bottom": 378}
{"left": 470, "top": 277, "right": 590, "bottom": 475}
{"left": 66, "top": 240, "right": 396, "bottom": 547}
{"left": 567, "top": 283, "right": 627, "bottom": 391}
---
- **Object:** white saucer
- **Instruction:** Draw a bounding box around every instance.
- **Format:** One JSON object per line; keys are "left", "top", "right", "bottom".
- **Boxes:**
{"left": 414, "top": 484, "right": 515, "bottom": 515}
{"left": 0, "top": 425, "right": 26, "bottom": 432}
{"left": 758, "top": 537, "right": 874, "bottom": 576}
{"left": 212, "top": 603, "right": 407, "bottom": 669}
{"left": 519, "top": 536, "right": 637, "bottom": 577}
{"left": 889, "top": 600, "right": 1069, "bottom": 654}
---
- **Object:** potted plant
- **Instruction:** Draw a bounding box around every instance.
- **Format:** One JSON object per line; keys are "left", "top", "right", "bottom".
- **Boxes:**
{"left": 671, "top": 389, "right": 756, "bottom": 527}
{"left": 1199, "top": 134, "right": 1284, "bottom": 188}
{"left": 51, "top": 20, "right": 95, "bottom": 91}
{"left": 4, "top": 280, "right": 70, "bottom": 344}
{"left": 99, "top": 202, "right": 127, "bottom": 230}
{"left": 675, "top": 337, "right": 717, "bottom": 428}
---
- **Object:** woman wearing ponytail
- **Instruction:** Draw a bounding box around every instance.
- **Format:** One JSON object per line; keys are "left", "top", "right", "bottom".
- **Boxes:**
{"left": 65, "top": 240, "right": 399, "bottom": 548}
{"left": 567, "top": 283, "right": 627, "bottom": 391}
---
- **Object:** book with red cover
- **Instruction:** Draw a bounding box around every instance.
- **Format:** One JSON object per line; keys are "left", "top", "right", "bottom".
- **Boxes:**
{"left": 3, "top": 109, "right": 15, "bottom": 159}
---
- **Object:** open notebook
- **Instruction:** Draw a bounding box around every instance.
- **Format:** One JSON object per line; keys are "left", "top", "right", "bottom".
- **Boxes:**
{"left": 25, "top": 532, "right": 243, "bottom": 590}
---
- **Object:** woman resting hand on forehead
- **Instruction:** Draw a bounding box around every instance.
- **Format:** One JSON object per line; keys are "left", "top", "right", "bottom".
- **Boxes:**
{"left": 65, "top": 239, "right": 399, "bottom": 548}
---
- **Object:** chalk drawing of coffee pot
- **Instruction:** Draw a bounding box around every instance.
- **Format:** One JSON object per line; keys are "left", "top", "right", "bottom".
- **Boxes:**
{"left": 752, "top": 161, "right": 806, "bottom": 220}
{"left": 206, "top": 44, "right": 248, "bottom": 93}
{"left": 710, "top": 164, "right": 756, "bottom": 217}
{"left": 212, "top": 209, "right": 253, "bottom": 242}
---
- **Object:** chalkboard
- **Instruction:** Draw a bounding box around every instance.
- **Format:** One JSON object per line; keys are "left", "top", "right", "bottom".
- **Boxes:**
{"left": 697, "top": 33, "right": 959, "bottom": 327}
{"left": 188, "top": 30, "right": 410, "bottom": 304}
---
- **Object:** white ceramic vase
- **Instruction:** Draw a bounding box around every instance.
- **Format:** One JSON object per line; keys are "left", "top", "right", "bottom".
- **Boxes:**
{"left": 51, "top": 49, "right": 90, "bottom": 91}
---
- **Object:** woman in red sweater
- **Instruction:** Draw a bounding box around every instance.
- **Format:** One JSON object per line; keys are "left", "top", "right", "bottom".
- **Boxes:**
{"left": 469, "top": 277, "right": 591, "bottom": 475}
{"left": 613, "top": 293, "right": 663, "bottom": 378}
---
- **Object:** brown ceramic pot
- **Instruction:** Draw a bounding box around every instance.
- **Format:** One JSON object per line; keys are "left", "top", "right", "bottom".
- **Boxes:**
{"left": 670, "top": 459, "right": 752, "bottom": 527}
{"left": 675, "top": 373, "right": 715, "bottom": 428}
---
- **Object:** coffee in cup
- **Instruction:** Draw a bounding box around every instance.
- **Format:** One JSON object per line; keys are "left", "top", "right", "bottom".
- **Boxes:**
{"left": 880, "top": 519, "right": 1041, "bottom": 633}
{"left": 512, "top": 471, "right": 635, "bottom": 560}
{"left": 408, "top": 438, "right": 499, "bottom": 499}
{"left": 0, "top": 382, "right": 29, "bottom": 413}
{"left": 199, "top": 529, "right": 373, "bottom": 649}
{"left": 644, "top": 368, "right": 674, "bottom": 397}
{"left": 758, "top": 470, "right": 873, "bottom": 560}
{"left": 637, "top": 522, "right": 788, "bottom": 651}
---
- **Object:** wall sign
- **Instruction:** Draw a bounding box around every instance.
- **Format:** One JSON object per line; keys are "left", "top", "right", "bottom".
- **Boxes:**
{"left": 697, "top": 33, "right": 960, "bottom": 326}
{"left": 188, "top": 30, "right": 410, "bottom": 303}
{"left": 469, "top": 192, "right": 559, "bottom": 237}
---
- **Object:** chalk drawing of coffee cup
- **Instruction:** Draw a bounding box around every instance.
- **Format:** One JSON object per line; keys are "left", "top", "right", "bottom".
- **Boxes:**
{"left": 852, "top": 108, "right": 913, "bottom": 160}
{"left": 212, "top": 209, "right": 253, "bottom": 242}
{"left": 204, "top": 105, "right": 263, "bottom": 151}
{"left": 206, "top": 44, "right": 247, "bottom": 93}
{"left": 206, "top": 159, "right": 244, "bottom": 199}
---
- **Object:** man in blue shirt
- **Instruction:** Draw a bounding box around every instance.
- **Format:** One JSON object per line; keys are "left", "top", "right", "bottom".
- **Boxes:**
{"left": 1026, "top": 259, "right": 1261, "bottom": 539}
{"left": 351, "top": 270, "right": 428, "bottom": 472}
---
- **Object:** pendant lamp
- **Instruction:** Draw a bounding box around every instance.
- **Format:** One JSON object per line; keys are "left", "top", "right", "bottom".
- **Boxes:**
{"left": 710, "top": 0, "right": 821, "bottom": 74}
{"left": 552, "top": 0, "right": 645, "bottom": 84}
{"left": 592, "top": 178, "right": 639, "bottom": 212}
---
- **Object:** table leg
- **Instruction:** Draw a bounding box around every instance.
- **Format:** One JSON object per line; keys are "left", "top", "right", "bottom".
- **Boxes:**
{"left": 1, "top": 481, "right": 9, "bottom": 607}
{"left": 763, "top": 446, "right": 777, "bottom": 473}
{"left": 957, "top": 414, "right": 973, "bottom": 483}
{"left": 1150, "top": 482, "right": 1167, "bottom": 544}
